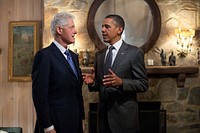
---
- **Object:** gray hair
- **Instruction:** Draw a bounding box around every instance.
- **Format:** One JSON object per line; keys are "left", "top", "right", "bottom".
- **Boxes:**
{"left": 50, "top": 12, "right": 75, "bottom": 37}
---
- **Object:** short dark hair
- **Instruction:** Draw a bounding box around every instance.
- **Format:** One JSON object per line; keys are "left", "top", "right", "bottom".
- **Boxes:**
{"left": 105, "top": 14, "right": 125, "bottom": 31}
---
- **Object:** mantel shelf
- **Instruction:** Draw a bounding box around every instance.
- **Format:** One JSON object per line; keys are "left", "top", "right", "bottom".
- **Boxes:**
{"left": 147, "top": 66, "right": 199, "bottom": 87}
{"left": 146, "top": 66, "right": 199, "bottom": 75}
{"left": 81, "top": 66, "right": 199, "bottom": 88}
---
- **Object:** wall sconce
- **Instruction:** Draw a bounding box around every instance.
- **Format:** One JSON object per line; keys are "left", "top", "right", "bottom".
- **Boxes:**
{"left": 175, "top": 28, "right": 195, "bottom": 57}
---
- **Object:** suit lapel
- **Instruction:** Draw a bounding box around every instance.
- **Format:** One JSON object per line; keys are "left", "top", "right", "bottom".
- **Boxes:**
{"left": 50, "top": 43, "right": 68, "bottom": 66}
{"left": 111, "top": 42, "right": 128, "bottom": 72}
{"left": 50, "top": 43, "right": 79, "bottom": 80}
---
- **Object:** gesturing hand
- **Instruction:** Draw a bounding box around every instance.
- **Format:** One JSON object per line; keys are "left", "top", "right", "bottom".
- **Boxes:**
{"left": 103, "top": 69, "right": 122, "bottom": 88}
{"left": 82, "top": 68, "right": 95, "bottom": 86}
{"left": 46, "top": 129, "right": 56, "bottom": 133}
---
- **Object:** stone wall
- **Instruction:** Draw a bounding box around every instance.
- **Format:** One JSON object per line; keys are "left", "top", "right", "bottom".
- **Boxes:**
{"left": 43, "top": 0, "right": 200, "bottom": 133}
{"left": 142, "top": 1, "right": 200, "bottom": 133}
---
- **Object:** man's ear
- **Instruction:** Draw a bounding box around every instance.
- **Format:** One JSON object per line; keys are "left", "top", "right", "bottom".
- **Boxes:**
{"left": 117, "top": 27, "right": 123, "bottom": 35}
{"left": 56, "top": 26, "right": 62, "bottom": 35}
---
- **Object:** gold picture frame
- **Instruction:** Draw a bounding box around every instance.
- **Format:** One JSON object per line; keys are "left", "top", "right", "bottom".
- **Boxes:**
{"left": 8, "top": 21, "right": 40, "bottom": 81}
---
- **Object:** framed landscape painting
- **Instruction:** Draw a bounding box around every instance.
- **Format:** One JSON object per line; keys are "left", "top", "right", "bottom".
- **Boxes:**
{"left": 8, "top": 21, "right": 40, "bottom": 81}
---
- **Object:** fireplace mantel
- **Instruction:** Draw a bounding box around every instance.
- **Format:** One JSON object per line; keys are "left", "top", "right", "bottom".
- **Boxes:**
{"left": 81, "top": 66, "right": 199, "bottom": 88}
{"left": 147, "top": 66, "right": 199, "bottom": 87}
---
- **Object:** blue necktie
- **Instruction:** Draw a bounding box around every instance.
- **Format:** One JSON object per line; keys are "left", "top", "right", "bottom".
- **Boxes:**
{"left": 104, "top": 46, "right": 114, "bottom": 74}
{"left": 64, "top": 50, "right": 78, "bottom": 79}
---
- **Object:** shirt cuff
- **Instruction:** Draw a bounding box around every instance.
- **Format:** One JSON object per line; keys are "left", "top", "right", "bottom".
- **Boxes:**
{"left": 89, "top": 81, "right": 95, "bottom": 87}
{"left": 44, "top": 125, "right": 54, "bottom": 132}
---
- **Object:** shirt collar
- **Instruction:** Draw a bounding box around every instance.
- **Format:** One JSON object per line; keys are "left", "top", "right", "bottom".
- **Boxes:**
{"left": 108, "top": 38, "right": 123, "bottom": 51}
{"left": 53, "top": 40, "right": 67, "bottom": 54}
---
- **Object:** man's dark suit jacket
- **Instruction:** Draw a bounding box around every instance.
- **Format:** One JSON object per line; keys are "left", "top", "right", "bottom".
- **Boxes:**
{"left": 89, "top": 41, "right": 148, "bottom": 133}
{"left": 32, "top": 43, "right": 84, "bottom": 133}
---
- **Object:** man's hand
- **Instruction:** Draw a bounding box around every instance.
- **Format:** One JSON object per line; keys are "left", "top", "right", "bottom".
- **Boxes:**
{"left": 82, "top": 120, "right": 85, "bottom": 132}
{"left": 103, "top": 69, "right": 122, "bottom": 88}
{"left": 82, "top": 68, "right": 95, "bottom": 86}
{"left": 46, "top": 129, "right": 56, "bottom": 133}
